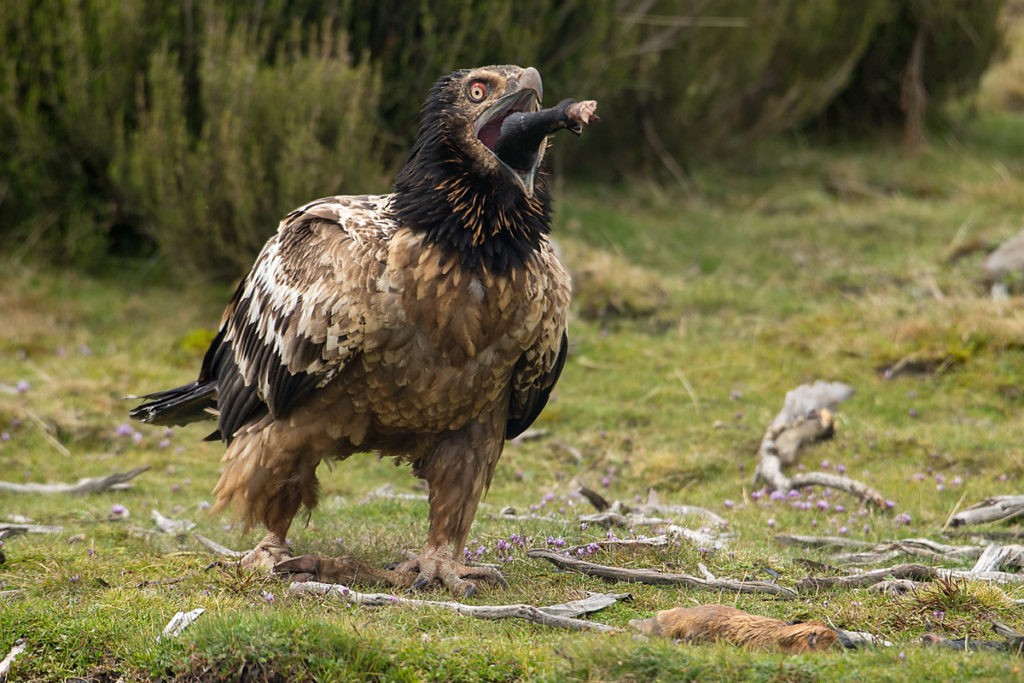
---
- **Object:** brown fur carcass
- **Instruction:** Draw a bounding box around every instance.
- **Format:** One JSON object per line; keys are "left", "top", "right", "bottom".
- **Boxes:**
{"left": 630, "top": 605, "right": 839, "bottom": 654}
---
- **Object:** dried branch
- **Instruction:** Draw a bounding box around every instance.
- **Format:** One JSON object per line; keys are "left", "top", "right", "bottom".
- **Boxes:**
{"left": 972, "top": 543, "right": 1024, "bottom": 572}
{"left": 638, "top": 490, "right": 729, "bottom": 528}
{"left": 829, "top": 538, "right": 983, "bottom": 566}
{"left": 192, "top": 533, "right": 244, "bottom": 559}
{"left": 158, "top": 608, "right": 205, "bottom": 641}
{"left": 0, "top": 466, "right": 149, "bottom": 495}
{"left": 755, "top": 382, "right": 887, "bottom": 507}
{"left": 564, "top": 536, "right": 670, "bottom": 556}
{"left": 578, "top": 511, "right": 722, "bottom": 547}
{"left": 527, "top": 548, "right": 797, "bottom": 598}
{"left": 796, "top": 563, "right": 1024, "bottom": 591}
{"left": 949, "top": 495, "right": 1024, "bottom": 526}
{"left": 290, "top": 581, "right": 623, "bottom": 633}
{"left": 0, "top": 522, "right": 63, "bottom": 535}
{"left": 151, "top": 510, "right": 196, "bottom": 536}
{"left": 0, "top": 639, "right": 26, "bottom": 683}
{"left": 775, "top": 534, "right": 873, "bottom": 549}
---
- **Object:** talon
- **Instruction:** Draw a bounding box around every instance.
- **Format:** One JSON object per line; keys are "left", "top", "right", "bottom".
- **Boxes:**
{"left": 411, "top": 575, "right": 432, "bottom": 591}
{"left": 462, "top": 583, "right": 477, "bottom": 598}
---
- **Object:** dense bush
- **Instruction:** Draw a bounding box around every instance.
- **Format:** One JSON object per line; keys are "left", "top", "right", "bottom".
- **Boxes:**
{"left": 820, "top": 0, "right": 1005, "bottom": 132}
{"left": 116, "top": 9, "right": 381, "bottom": 277}
{"left": 0, "top": 0, "right": 1006, "bottom": 275}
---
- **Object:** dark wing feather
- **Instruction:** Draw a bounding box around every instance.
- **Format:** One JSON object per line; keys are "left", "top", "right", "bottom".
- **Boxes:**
{"left": 506, "top": 330, "right": 568, "bottom": 440}
{"left": 202, "top": 196, "right": 392, "bottom": 442}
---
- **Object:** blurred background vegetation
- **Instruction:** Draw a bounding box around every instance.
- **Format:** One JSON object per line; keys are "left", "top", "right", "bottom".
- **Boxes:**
{"left": 0, "top": 0, "right": 1009, "bottom": 277}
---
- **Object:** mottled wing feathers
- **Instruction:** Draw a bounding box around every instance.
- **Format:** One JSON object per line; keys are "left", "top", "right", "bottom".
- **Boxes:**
{"left": 202, "top": 196, "right": 393, "bottom": 442}
{"left": 506, "top": 330, "right": 567, "bottom": 440}
{"left": 506, "top": 242, "right": 571, "bottom": 440}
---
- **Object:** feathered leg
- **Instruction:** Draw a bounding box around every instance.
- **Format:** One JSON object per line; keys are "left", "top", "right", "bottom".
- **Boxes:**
{"left": 393, "top": 410, "right": 509, "bottom": 595}
{"left": 212, "top": 428, "right": 321, "bottom": 571}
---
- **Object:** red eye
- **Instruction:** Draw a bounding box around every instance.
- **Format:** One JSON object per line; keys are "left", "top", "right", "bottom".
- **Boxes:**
{"left": 468, "top": 81, "right": 488, "bottom": 102}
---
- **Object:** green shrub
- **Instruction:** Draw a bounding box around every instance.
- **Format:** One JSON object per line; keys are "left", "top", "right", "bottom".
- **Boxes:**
{"left": 0, "top": 0, "right": 1007, "bottom": 273}
{"left": 0, "top": 0, "right": 161, "bottom": 265}
{"left": 819, "top": 0, "right": 1005, "bottom": 132}
{"left": 116, "top": 8, "right": 382, "bottom": 277}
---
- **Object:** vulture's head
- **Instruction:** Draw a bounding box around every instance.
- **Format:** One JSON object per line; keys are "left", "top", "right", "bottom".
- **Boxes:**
{"left": 394, "top": 65, "right": 595, "bottom": 268}
{"left": 404, "top": 65, "right": 547, "bottom": 197}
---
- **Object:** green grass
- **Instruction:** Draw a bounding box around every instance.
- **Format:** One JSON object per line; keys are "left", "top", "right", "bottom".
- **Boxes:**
{"left": 3, "top": 111, "right": 1024, "bottom": 681}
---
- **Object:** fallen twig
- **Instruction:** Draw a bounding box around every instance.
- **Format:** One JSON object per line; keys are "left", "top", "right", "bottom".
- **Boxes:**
{"left": 151, "top": 510, "right": 196, "bottom": 536}
{"left": 638, "top": 490, "right": 729, "bottom": 528}
{"left": 972, "top": 543, "right": 1024, "bottom": 572}
{"left": 527, "top": 548, "right": 797, "bottom": 598}
{"left": 578, "top": 509, "right": 724, "bottom": 548}
{"left": 828, "top": 538, "right": 981, "bottom": 566}
{"left": 290, "top": 581, "right": 623, "bottom": 632}
{"left": 0, "top": 639, "right": 25, "bottom": 683}
{"left": 0, "top": 522, "right": 63, "bottom": 535}
{"left": 192, "top": 533, "right": 244, "bottom": 559}
{"left": 564, "top": 536, "right": 670, "bottom": 556}
{"left": 950, "top": 495, "right": 1024, "bottom": 527}
{"left": 754, "top": 382, "right": 887, "bottom": 507}
{"left": 578, "top": 490, "right": 729, "bottom": 529}
{"left": 775, "top": 534, "right": 872, "bottom": 549}
{"left": 0, "top": 466, "right": 149, "bottom": 495}
{"left": 158, "top": 608, "right": 205, "bottom": 641}
{"left": 796, "top": 563, "right": 1024, "bottom": 591}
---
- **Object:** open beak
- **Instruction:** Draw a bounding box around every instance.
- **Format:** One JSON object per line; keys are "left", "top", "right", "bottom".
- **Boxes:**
{"left": 473, "top": 68, "right": 544, "bottom": 197}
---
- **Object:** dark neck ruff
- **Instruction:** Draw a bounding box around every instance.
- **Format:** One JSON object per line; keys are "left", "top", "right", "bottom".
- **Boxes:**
{"left": 391, "top": 96, "right": 552, "bottom": 272}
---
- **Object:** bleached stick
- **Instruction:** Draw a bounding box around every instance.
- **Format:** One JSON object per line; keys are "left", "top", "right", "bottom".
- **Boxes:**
{"left": 527, "top": 548, "right": 797, "bottom": 598}
{"left": 0, "top": 466, "right": 149, "bottom": 494}
{"left": 290, "top": 581, "right": 622, "bottom": 633}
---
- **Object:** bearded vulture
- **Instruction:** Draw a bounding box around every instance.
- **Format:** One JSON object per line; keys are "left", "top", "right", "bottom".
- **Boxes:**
{"left": 131, "top": 65, "right": 596, "bottom": 595}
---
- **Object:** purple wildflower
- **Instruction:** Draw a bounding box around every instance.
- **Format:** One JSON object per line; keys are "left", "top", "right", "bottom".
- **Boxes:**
{"left": 115, "top": 423, "right": 133, "bottom": 437}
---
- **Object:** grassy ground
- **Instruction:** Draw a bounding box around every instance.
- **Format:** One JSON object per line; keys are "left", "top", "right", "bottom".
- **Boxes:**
{"left": 3, "top": 110, "right": 1024, "bottom": 681}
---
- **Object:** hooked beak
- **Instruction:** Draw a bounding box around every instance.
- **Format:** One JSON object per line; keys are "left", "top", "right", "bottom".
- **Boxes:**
{"left": 473, "top": 68, "right": 544, "bottom": 197}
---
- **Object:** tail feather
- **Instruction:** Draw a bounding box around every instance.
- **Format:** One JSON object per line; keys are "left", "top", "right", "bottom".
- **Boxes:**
{"left": 129, "top": 380, "right": 217, "bottom": 427}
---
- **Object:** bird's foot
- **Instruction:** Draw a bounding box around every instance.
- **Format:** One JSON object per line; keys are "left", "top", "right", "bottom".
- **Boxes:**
{"left": 206, "top": 535, "right": 291, "bottom": 574}
{"left": 390, "top": 546, "right": 508, "bottom": 596}
{"left": 241, "top": 536, "right": 292, "bottom": 572}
